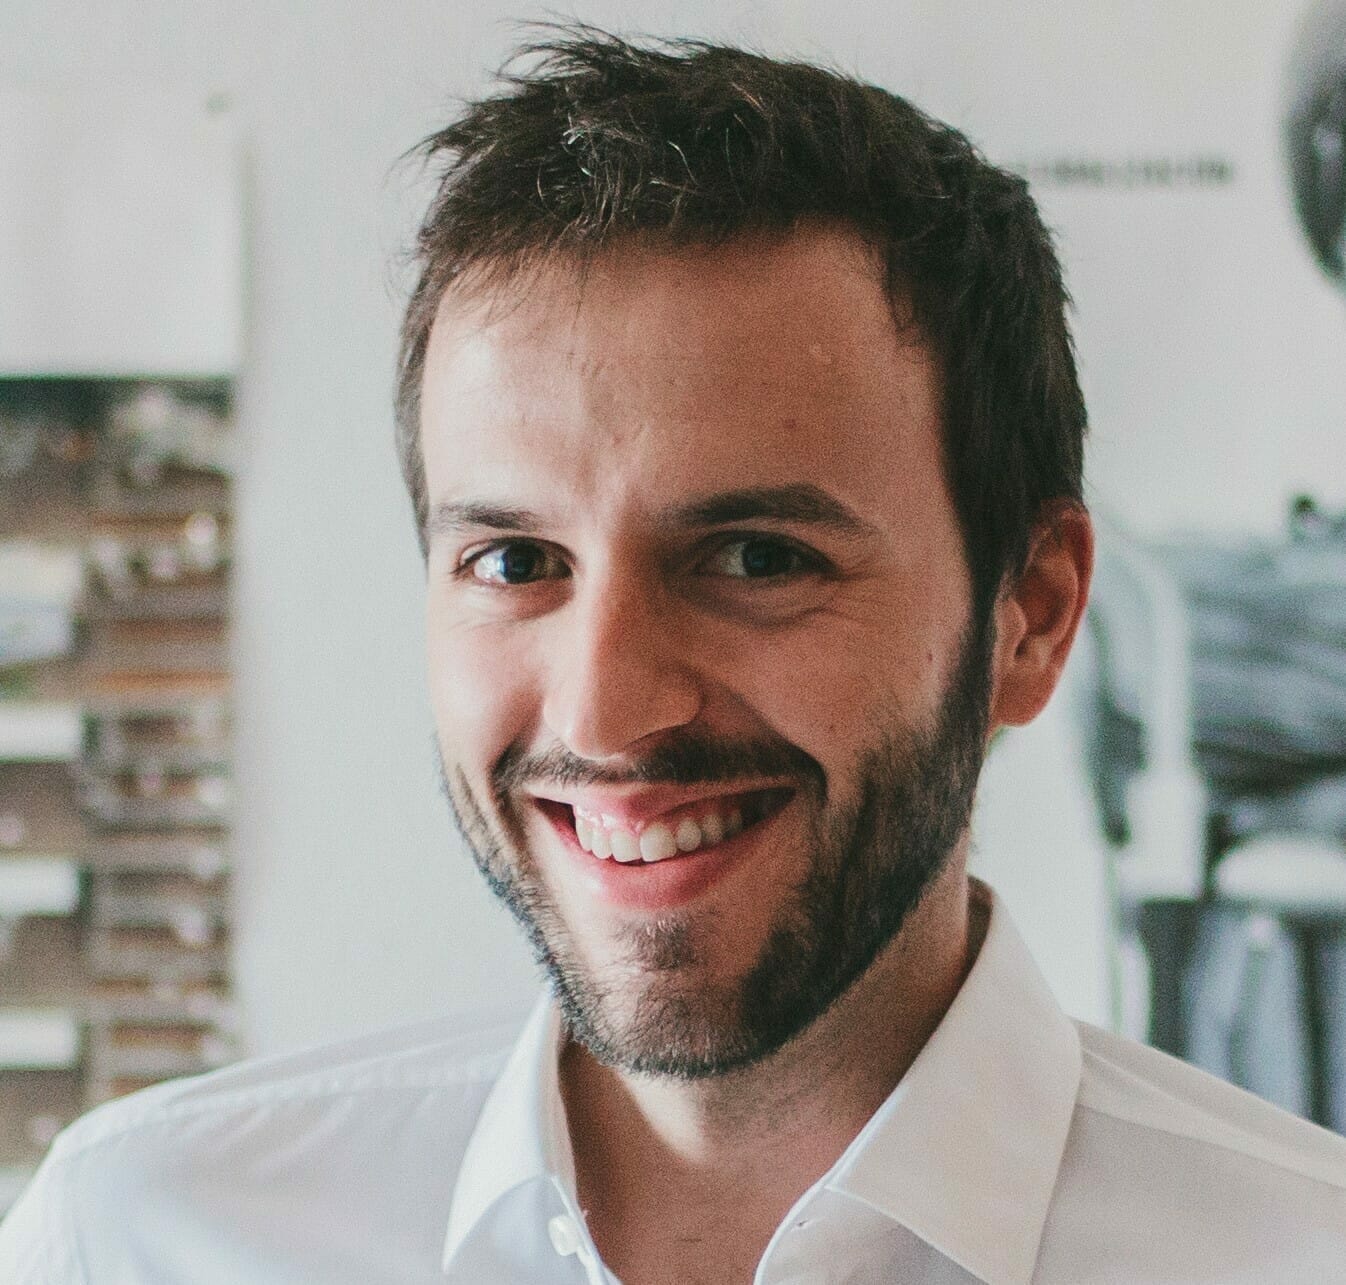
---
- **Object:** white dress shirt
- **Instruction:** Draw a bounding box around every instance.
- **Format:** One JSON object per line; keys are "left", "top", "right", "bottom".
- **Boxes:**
{"left": 4, "top": 880, "right": 1346, "bottom": 1283}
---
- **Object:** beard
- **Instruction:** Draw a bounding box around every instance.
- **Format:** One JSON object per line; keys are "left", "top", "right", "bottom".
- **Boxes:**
{"left": 439, "top": 607, "right": 994, "bottom": 1080}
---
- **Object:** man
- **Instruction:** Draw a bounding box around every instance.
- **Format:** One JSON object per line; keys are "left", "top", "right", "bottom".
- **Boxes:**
{"left": 4, "top": 27, "right": 1346, "bottom": 1285}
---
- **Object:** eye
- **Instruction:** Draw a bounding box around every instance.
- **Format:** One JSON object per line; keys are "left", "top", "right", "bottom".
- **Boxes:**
{"left": 466, "top": 540, "right": 569, "bottom": 586}
{"left": 700, "top": 536, "right": 820, "bottom": 580}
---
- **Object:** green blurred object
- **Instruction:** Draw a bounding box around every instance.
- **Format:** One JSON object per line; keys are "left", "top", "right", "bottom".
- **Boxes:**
{"left": 1285, "top": 1, "right": 1346, "bottom": 288}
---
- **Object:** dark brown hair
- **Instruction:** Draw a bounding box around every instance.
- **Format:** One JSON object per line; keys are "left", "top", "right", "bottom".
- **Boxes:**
{"left": 396, "top": 26, "right": 1086, "bottom": 620}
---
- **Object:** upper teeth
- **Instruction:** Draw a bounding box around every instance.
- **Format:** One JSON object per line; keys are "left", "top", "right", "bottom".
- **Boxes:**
{"left": 574, "top": 805, "right": 745, "bottom": 863}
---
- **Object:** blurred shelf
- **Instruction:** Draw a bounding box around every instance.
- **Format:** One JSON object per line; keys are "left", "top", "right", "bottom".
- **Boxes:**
{"left": 0, "top": 1066, "right": 82, "bottom": 1190}
{"left": 0, "top": 1008, "right": 81, "bottom": 1069}
{"left": 78, "top": 769, "right": 230, "bottom": 831}
{"left": 0, "top": 853, "right": 80, "bottom": 918}
{"left": 0, "top": 916, "right": 85, "bottom": 1008}
{"left": 89, "top": 1020, "right": 234, "bottom": 1082}
{"left": 86, "top": 583, "right": 228, "bottom": 622}
{"left": 0, "top": 367, "right": 237, "bottom": 1195}
{"left": 87, "top": 926, "right": 228, "bottom": 984}
{"left": 83, "top": 834, "right": 228, "bottom": 878}
{"left": 87, "top": 979, "right": 234, "bottom": 1026}
{"left": 0, "top": 701, "right": 82, "bottom": 762}
{"left": 90, "top": 472, "right": 230, "bottom": 521}
{"left": 0, "top": 762, "right": 86, "bottom": 850}
{"left": 88, "top": 872, "right": 228, "bottom": 946}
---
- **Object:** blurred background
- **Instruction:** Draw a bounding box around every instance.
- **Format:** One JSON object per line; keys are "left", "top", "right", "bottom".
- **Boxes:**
{"left": 1, "top": 0, "right": 1344, "bottom": 1211}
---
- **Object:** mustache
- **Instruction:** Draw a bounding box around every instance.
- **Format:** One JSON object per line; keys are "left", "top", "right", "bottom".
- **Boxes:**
{"left": 491, "top": 731, "right": 827, "bottom": 799}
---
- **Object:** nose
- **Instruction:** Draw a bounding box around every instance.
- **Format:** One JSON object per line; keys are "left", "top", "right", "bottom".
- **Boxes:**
{"left": 541, "top": 569, "right": 703, "bottom": 760}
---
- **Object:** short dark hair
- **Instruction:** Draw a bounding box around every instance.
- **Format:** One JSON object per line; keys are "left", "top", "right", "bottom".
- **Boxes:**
{"left": 396, "top": 26, "right": 1086, "bottom": 621}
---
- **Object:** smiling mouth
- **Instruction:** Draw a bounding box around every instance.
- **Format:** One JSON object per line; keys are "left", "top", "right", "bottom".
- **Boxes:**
{"left": 536, "top": 788, "right": 794, "bottom": 865}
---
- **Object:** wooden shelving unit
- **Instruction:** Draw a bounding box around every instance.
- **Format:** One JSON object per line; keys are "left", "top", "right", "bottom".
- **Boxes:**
{"left": 0, "top": 376, "right": 237, "bottom": 1207}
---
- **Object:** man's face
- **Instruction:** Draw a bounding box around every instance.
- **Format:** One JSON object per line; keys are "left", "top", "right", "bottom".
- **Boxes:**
{"left": 420, "top": 227, "right": 994, "bottom": 1077}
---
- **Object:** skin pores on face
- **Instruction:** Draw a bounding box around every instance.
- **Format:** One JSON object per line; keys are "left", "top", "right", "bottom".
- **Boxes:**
{"left": 420, "top": 225, "right": 983, "bottom": 1074}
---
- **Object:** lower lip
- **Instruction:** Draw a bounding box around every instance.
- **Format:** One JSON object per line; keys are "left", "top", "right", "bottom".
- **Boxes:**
{"left": 538, "top": 799, "right": 792, "bottom": 912}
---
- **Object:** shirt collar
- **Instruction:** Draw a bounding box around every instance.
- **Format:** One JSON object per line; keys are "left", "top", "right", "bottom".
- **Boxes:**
{"left": 442, "top": 880, "right": 1081, "bottom": 1284}
{"left": 441, "top": 994, "right": 573, "bottom": 1273}
{"left": 825, "top": 879, "right": 1082, "bottom": 1284}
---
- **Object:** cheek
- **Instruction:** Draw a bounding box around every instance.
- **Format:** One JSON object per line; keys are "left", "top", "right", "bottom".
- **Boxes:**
{"left": 425, "top": 606, "right": 542, "bottom": 770}
{"left": 707, "top": 604, "right": 953, "bottom": 761}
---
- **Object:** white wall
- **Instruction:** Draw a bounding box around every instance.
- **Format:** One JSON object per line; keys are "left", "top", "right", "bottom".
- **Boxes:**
{"left": 3, "top": 0, "right": 1342, "bottom": 1053}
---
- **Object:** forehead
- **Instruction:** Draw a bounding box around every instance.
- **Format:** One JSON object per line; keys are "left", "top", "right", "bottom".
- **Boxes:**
{"left": 418, "top": 226, "right": 948, "bottom": 527}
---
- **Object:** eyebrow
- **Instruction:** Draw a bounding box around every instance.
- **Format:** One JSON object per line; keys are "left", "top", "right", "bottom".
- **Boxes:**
{"left": 671, "top": 484, "right": 875, "bottom": 535}
{"left": 428, "top": 484, "right": 876, "bottom": 539}
{"left": 428, "top": 501, "right": 543, "bottom": 536}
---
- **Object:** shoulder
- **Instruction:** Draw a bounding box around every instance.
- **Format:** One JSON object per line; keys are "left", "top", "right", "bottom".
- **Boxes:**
{"left": 1039, "top": 1022, "right": 1346, "bottom": 1280}
{"left": 48, "top": 1005, "right": 526, "bottom": 1166}
{"left": 1074, "top": 1019, "right": 1346, "bottom": 1188}
{"left": 0, "top": 1006, "right": 532, "bottom": 1283}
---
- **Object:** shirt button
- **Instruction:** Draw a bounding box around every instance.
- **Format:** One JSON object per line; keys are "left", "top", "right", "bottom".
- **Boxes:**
{"left": 548, "top": 1213, "right": 583, "bottom": 1257}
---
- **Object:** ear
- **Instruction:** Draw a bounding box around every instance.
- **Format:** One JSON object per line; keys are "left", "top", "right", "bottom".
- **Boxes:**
{"left": 986, "top": 502, "right": 1094, "bottom": 730}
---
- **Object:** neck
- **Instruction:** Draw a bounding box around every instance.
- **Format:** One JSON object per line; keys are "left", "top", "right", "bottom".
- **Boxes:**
{"left": 559, "top": 865, "right": 986, "bottom": 1281}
